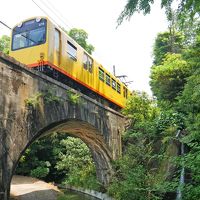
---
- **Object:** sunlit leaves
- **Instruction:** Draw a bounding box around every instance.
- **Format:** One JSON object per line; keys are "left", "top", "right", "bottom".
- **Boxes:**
{"left": 117, "top": 0, "right": 154, "bottom": 25}
{"left": 118, "top": 0, "right": 200, "bottom": 25}
{"left": 123, "top": 91, "right": 157, "bottom": 123}
{"left": 68, "top": 28, "right": 95, "bottom": 54}
{"left": 153, "top": 32, "right": 184, "bottom": 65}
{"left": 55, "top": 137, "right": 92, "bottom": 172}
{"left": 0, "top": 35, "right": 10, "bottom": 54}
{"left": 150, "top": 53, "right": 190, "bottom": 101}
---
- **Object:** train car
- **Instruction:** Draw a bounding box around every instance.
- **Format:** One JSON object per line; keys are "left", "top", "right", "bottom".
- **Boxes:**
{"left": 9, "top": 16, "right": 131, "bottom": 109}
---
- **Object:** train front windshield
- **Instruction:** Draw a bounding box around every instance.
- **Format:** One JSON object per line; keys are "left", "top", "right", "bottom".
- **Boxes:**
{"left": 12, "top": 18, "right": 47, "bottom": 51}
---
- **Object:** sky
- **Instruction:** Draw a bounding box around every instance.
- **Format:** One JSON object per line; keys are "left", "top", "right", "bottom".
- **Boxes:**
{"left": 0, "top": 0, "right": 168, "bottom": 94}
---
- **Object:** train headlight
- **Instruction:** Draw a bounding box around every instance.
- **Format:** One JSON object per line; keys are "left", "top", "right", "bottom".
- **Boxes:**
{"left": 36, "top": 17, "right": 41, "bottom": 23}
{"left": 17, "top": 22, "right": 23, "bottom": 28}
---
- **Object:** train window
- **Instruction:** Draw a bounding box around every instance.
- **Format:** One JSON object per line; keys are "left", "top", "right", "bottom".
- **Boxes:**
{"left": 67, "top": 41, "right": 77, "bottom": 61}
{"left": 54, "top": 29, "right": 60, "bottom": 51}
{"left": 83, "top": 53, "right": 93, "bottom": 73}
{"left": 106, "top": 74, "right": 111, "bottom": 86}
{"left": 99, "top": 68, "right": 104, "bottom": 81}
{"left": 112, "top": 79, "right": 116, "bottom": 90}
{"left": 123, "top": 86, "right": 128, "bottom": 98}
{"left": 123, "top": 87, "right": 126, "bottom": 98}
{"left": 12, "top": 18, "right": 47, "bottom": 51}
{"left": 88, "top": 56, "right": 93, "bottom": 73}
{"left": 83, "top": 53, "right": 88, "bottom": 69}
{"left": 117, "top": 83, "right": 121, "bottom": 94}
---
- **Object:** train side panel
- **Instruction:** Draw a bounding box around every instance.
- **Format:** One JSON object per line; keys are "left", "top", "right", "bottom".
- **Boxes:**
{"left": 41, "top": 19, "right": 130, "bottom": 108}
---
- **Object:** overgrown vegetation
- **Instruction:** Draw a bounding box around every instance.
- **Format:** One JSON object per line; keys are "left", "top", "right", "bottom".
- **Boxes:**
{"left": 43, "top": 88, "right": 62, "bottom": 104}
{"left": 66, "top": 90, "right": 81, "bottom": 105}
{"left": 25, "top": 88, "right": 82, "bottom": 108}
{"left": 0, "top": 35, "right": 10, "bottom": 54}
{"left": 106, "top": 4, "right": 200, "bottom": 200}
{"left": 108, "top": 91, "right": 182, "bottom": 200}
{"left": 117, "top": 0, "right": 200, "bottom": 25}
{"left": 16, "top": 134, "right": 101, "bottom": 190}
{"left": 25, "top": 92, "right": 43, "bottom": 108}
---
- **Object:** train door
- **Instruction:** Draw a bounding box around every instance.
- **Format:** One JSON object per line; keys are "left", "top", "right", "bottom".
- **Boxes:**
{"left": 54, "top": 28, "right": 61, "bottom": 66}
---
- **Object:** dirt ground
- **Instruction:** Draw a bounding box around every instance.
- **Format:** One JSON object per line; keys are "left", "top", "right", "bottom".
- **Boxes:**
{"left": 10, "top": 175, "right": 61, "bottom": 200}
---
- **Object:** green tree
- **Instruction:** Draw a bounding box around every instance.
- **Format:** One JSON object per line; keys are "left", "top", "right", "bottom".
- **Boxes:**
{"left": 0, "top": 35, "right": 10, "bottom": 54}
{"left": 117, "top": 0, "right": 200, "bottom": 25}
{"left": 176, "top": 13, "right": 200, "bottom": 46}
{"left": 108, "top": 92, "right": 164, "bottom": 200}
{"left": 150, "top": 53, "right": 190, "bottom": 102}
{"left": 176, "top": 70, "right": 200, "bottom": 199}
{"left": 68, "top": 28, "right": 95, "bottom": 54}
{"left": 153, "top": 32, "right": 184, "bottom": 65}
{"left": 16, "top": 133, "right": 100, "bottom": 190}
{"left": 16, "top": 133, "right": 65, "bottom": 181}
{"left": 157, "top": 28, "right": 200, "bottom": 199}
{"left": 183, "top": 28, "right": 200, "bottom": 72}
{"left": 55, "top": 137, "right": 100, "bottom": 190}
{"left": 108, "top": 145, "right": 158, "bottom": 200}
{"left": 123, "top": 91, "right": 157, "bottom": 129}
{"left": 117, "top": 2, "right": 200, "bottom": 198}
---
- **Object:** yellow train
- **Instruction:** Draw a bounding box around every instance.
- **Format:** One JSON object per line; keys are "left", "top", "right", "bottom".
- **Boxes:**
{"left": 9, "top": 16, "right": 131, "bottom": 109}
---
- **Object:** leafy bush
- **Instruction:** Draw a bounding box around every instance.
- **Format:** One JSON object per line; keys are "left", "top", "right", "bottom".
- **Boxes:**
{"left": 30, "top": 166, "right": 49, "bottom": 178}
{"left": 66, "top": 90, "right": 80, "bottom": 104}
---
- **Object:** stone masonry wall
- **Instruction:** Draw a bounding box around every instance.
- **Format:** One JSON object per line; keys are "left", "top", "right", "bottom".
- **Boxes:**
{"left": 0, "top": 52, "right": 125, "bottom": 200}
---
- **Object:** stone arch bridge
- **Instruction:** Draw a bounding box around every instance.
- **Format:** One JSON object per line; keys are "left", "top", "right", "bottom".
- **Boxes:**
{"left": 0, "top": 52, "right": 126, "bottom": 200}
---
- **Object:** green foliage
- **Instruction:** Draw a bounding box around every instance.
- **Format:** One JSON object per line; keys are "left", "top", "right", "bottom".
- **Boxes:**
{"left": 43, "top": 88, "right": 62, "bottom": 104}
{"left": 108, "top": 145, "right": 163, "bottom": 200}
{"left": 66, "top": 90, "right": 80, "bottom": 104}
{"left": 68, "top": 28, "right": 95, "bottom": 55}
{"left": 122, "top": 91, "right": 159, "bottom": 142}
{"left": 55, "top": 137, "right": 101, "bottom": 190}
{"left": 180, "top": 145, "right": 200, "bottom": 199}
{"left": 150, "top": 53, "right": 190, "bottom": 102}
{"left": 154, "top": 22, "right": 200, "bottom": 199}
{"left": 176, "top": 13, "right": 200, "bottom": 46}
{"left": 25, "top": 92, "right": 43, "bottom": 108}
{"left": 178, "top": 71, "right": 200, "bottom": 115}
{"left": 17, "top": 134, "right": 100, "bottom": 190}
{"left": 123, "top": 91, "right": 157, "bottom": 123}
{"left": 183, "top": 29, "right": 200, "bottom": 72}
{"left": 57, "top": 194, "right": 69, "bottom": 200}
{"left": 116, "top": 4, "right": 200, "bottom": 199}
{"left": 0, "top": 35, "right": 10, "bottom": 54}
{"left": 175, "top": 66, "right": 200, "bottom": 199}
{"left": 63, "top": 163, "right": 101, "bottom": 191}
{"left": 155, "top": 108, "right": 185, "bottom": 133}
{"left": 153, "top": 32, "right": 184, "bottom": 65}
{"left": 17, "top": 133, "right": 66, "bottom": 181}
{"left": 109, "top": 92, "right": 165, "bottom": 199}
{"left": 30, "top": 161, "right": 51, "bottom": 178}
{"left": 25, "top": 88, "right": 62, "bottom": 108}
{"left": 117, "top": 0, "right": 153, "bottom": 25}
{"left": 118, "top": 0, "right": 200, "bottom": 25}
{"left": 108, "top": 89, "right": 187, "bottom": 199}
{"left": 55, "top": 137, "right": 92, "bottom": 171}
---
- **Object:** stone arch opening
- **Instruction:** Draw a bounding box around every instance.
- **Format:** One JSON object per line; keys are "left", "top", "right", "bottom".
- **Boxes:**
{"left": 11, "top": 119, "right": 113, "bottom": 192}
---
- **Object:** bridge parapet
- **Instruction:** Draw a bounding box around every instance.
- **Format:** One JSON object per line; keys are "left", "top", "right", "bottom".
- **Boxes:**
{"left": 0, "top": 52, "right": 125, "bottom": 200}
